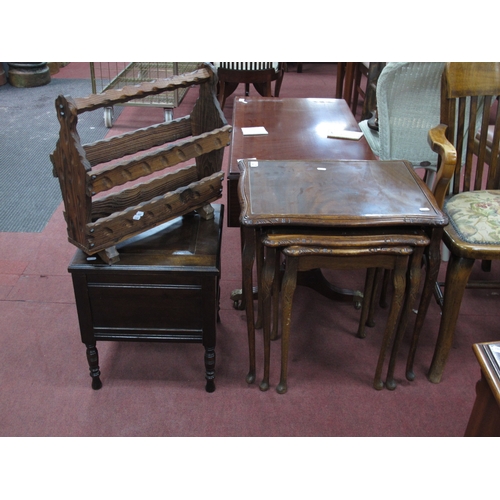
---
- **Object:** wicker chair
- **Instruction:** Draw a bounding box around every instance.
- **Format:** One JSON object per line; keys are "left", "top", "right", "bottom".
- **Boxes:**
{"left": 359, "top": 62, "right": 446, "bottom": 187}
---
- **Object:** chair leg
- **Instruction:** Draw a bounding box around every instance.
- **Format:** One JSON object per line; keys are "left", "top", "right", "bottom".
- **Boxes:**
{"left": 219, "top": 81, "right": 238, "bottom": 109}
{"left": 253, "top": 81, "right": 272, "bottom": 97}
{"left": 336, "top": 62, "right": 346, "bottom": 99}
{"left": 274, "top": 73, "right": 284, "bottom": 97}
{"left": 343, "top": 63, "right": 355, "bottom": 108}
{"left": 352, "top": 67, "right": 363, "bottom": 115}
{"left": 427, "top": 254, "right": 475, "bottom": 384}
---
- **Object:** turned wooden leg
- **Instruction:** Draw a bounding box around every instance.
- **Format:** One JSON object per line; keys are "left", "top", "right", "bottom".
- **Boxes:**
{"left": 386, "top": 246, "right": 424, "bottom": 390}
{"left": 373, "top": 257, "right": 407, "bottom": 390}
{"left": 277, "top": 256, "right": 299, "bottom": 394}
{"left": 260, "top": 246, "right": 277, "bottom": 391}
{"left": 86, "top": 343, "right": 102, "bottom": 390}
{"left": 204, "top": 346, "right": 216, "bottom": 393}
{"left": 428, "top": 254, "right": 474, "bottom": 384}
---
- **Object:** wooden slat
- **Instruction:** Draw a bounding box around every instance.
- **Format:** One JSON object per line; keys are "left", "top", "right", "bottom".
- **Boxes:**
{"left": 490, "top": 104, "right": 500, "bottom": 189}
{"left": 191, "top": 73, "right": 229, "bottom": 178}
{"left": 85, "top": 171, "right": 224, "bottom": 254}
{"left": 453, "top": 98, "right": 467, "bottom": 194}
{"left": 83, "top": 116, "right": 193, "bottom": 166}
{"left": 475, "top": 96, "right": 492, "bottom": 190}
{"left": 88, "top": 125, "right": 232, "bottom": 195}
{"left": 464, "top": 96, "right": 478, "bottom": 192}
{"left": 73, "top": 67, "right": 210, "bottom": 113}
{"left": 91, "top": 164, "right": 199, "bottom": 219}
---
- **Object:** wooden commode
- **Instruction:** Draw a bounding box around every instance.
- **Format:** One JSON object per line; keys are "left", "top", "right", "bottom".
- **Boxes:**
{"left": 68, "top": 205, "right": 224, "bottom": 393}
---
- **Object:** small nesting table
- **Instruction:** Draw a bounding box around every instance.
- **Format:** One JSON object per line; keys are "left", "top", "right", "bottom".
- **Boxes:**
{"left": 238, "top": 159, "right": 447, "bottom": 390}
{"left": 259, "top": 231, "right": 430, "bottom": 393}
{"left": 68, "top": 205, "right": 224, "bottom": 393}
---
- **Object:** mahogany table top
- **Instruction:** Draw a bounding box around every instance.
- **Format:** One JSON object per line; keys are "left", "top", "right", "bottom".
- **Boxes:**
{"left": 238, "top": 159, "right": 447, "bottom": 229}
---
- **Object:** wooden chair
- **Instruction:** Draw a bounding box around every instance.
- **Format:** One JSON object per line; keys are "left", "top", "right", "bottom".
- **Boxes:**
{"left": 408, "top": 62, "right": 500, "bottom": 384}
{"left": 336, "top": 62, "right": 385, "bottom": 120}
{"left": 214, "top": 62, "right": 285, "bottom": 109}
{"left": 475, "top": 97, "right": 500, "bottom": 273}
{"left": 51, "top": 63, "right": 231, "bottom": 263}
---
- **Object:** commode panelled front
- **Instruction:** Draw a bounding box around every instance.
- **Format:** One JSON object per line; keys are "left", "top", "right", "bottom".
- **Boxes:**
{"left": 85, "top": 273, "right": 205, "bottom": 341}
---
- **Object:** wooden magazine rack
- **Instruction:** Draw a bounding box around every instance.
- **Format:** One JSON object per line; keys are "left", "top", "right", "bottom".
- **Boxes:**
{"left": 51, "top": 62, "right": 231, "bottom": 263}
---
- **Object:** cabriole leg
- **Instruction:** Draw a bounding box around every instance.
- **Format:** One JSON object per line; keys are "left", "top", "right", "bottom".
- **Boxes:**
{"left": 260, "top": 246, "right": 277, "bottom": 391}
{"left": 373, "top": 257, "right": 407, "bottom": 390}
{"left": 277, "top": 256, "right": 299, "bottom": 395}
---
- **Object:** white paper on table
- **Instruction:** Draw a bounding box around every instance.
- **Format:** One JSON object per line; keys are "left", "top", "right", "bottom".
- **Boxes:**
{"left": 327, "top": 129, "right": 364, "bottom": 140}
{"left": 241, "top": 126, "right": 268, "bottom": 136}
